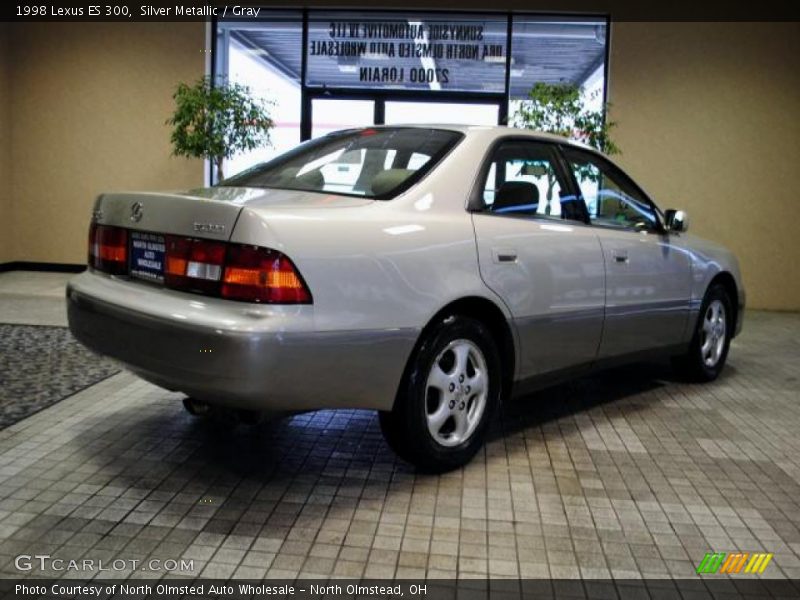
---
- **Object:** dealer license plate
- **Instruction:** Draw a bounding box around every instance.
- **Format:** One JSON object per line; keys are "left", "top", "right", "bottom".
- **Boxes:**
{"left": 129, "top": 231, "right": 166, "bottom": 283}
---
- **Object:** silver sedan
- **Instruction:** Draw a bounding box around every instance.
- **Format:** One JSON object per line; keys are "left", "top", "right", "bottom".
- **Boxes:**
{"left": 67, "top": 125, "right": 745, "bottom": 471}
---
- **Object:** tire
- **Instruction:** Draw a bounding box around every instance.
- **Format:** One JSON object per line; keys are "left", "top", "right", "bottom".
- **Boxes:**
{"left": 672, "top": 284, "right": 733, "bottom": 382}
{"left": 379, "top": 315, "right": 502, "bottom": 473}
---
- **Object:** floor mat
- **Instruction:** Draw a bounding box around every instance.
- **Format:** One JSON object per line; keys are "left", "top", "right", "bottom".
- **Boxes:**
{"left": 0, "top": 324, "right": 120, "bottom": 429}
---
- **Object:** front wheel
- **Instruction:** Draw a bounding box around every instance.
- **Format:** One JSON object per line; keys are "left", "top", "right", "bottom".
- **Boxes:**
{"left": 379, "top": 316, "right": 502, "bottom": 473}
{"left": 673, "top": 284, "right": 733, "bottom": 382}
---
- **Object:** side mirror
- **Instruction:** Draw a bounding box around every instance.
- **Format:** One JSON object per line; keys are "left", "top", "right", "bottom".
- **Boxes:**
{"left": 665, "top": 209, "right": 689, "bottom": 233}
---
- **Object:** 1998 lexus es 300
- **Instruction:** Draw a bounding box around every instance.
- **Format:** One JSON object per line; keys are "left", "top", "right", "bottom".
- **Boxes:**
{"left": 68, "top": 125, "right": 744, "bottom": 471}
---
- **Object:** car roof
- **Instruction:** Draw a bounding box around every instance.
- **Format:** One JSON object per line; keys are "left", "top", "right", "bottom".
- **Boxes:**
{"left": 368, "top": 123, "right": 594, "bottom": 151}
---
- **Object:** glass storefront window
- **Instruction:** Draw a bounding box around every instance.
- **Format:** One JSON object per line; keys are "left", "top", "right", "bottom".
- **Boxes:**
{"left": 213, "top": 11, "right": 608, "bottom": 177}
{"left": 306, "top": 11, "right": 508, "bottom": 93}
{"left": 508, "top": 18, "right": 607, "bottom": 122}
{"left": 215, "top": 12, "right": 303, "bottom": 178}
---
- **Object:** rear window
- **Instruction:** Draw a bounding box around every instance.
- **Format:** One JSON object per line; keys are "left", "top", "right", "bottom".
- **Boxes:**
{"left": 220, "top": 127, "right": 462, "bottom": 200}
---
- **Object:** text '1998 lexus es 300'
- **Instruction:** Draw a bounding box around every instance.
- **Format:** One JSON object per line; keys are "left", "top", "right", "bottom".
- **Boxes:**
{"left": 67, "top": 126, "right": 744, "bottom": 472}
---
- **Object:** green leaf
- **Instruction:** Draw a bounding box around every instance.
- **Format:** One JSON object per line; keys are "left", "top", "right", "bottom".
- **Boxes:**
{"left": 166, "top": 76, "right": 275, "bottom": 170}
{"left": 512, "top": 82, "right": 620, "bottom": 155}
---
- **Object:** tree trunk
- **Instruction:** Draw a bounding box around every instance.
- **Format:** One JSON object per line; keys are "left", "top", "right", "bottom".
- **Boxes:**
{"left": 216, "top": 158, "right": 224, "bottom": 184}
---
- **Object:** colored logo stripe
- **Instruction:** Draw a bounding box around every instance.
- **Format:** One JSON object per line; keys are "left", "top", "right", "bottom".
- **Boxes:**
{"left": 697, "top": 553, "right": 726, "bottom": 574}
{"left": 697, "top": 552, "right": 773, "bottom": 574}
{"left": 720, "top": 553, "right": 749, "bottom": 573}
{"left": 745, "top": 553, "right": 773, "bottom": 574}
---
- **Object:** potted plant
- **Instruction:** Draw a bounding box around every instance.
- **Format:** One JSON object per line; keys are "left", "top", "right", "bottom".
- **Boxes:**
{"left": 167, "top": 77, "right": 274, "bottom": 182}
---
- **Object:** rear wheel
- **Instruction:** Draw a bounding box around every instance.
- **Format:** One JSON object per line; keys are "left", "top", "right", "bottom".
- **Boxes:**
{"left": 379, "top": 316, "right": 501, "bottom": 473}
{"left": 673, "top": 284, "right": 732, "bottom": 382}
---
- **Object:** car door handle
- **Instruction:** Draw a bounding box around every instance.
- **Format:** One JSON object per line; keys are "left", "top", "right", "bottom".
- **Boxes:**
{"left": 492, "top": 248, "right": 518, "bottom": 263}
{"left": 613, "top": 251, "right": 629, "bottom": 264}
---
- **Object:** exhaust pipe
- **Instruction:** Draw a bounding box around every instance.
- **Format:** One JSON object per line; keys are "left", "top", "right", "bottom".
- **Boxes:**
{"left": 182, "top": 397, "right": 211, "bottom": 416}
{"left": 183, "top": 397, "right": 263, "bottom": 426}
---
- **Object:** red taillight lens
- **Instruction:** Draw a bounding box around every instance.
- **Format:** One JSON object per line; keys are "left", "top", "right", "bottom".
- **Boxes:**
{"left": 164, "top": 236, "right": 226, "bottom": 295}
{"left": 88, "top": 224, "right": 128, "bottom": 274}
{"left": 221, "top": 245, "right": 312, "bottom": 304}
{"left": 87, "top": 224, "right": 311, "bottom": 305}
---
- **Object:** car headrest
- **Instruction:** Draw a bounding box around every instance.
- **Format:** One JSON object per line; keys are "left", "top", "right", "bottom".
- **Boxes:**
{"left": 273, "top": 167, "right": 324, "bottom": 190}
{"left": 492, "top": 181, "right": 539, "bottom": 214}
{"left": 370, "top": 169, "right": 414, "bottom": 197}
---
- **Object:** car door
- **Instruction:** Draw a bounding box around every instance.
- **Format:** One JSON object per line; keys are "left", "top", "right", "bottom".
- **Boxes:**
{"left": 560, "top": 146, "right": 692, "bottom": 358}
{"left": 471, "top": 138, "right": 605, "bottom": 379}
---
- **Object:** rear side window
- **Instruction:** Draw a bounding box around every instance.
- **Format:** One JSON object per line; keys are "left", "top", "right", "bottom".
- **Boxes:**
{"left": 221, "top": 128, "right": 462, "bottom": 200}
{"left": 479, "top": 140, "right": 587, "bottom": 223}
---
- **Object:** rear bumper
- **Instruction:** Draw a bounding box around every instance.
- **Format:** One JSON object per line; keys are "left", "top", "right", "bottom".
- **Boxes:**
{"left": 66, "top": 272, "right": 416, "bottom": 412}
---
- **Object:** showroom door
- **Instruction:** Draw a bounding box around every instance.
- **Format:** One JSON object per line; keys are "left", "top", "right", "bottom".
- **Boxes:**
{"left": 309, "top": 97, "right": 501, "bottom": 139}
{"left": 385, "top": 101, "right": 500, "bottom": 126}
{"left": 311, "top": 98, "right": 376, "bottom": 138}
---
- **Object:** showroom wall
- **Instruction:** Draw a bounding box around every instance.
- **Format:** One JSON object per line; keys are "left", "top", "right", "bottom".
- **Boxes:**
{"left": 0, "top": 24, "right": 11, "bottom": 264}
{"left": 5, "top": 22, "right": 205, "bottom": 265}
{"left": 609, "top": 22, "right": 800, "bottom": 311}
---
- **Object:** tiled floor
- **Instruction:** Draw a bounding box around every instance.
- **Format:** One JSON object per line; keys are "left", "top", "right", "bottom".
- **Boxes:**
{"left": 0, "top": 272, "right": 799, "bottom": 581}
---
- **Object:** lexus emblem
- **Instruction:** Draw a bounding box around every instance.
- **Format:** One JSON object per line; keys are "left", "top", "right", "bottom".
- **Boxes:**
{"left": 130, "top": 202, "right": 143, "bottom": 223}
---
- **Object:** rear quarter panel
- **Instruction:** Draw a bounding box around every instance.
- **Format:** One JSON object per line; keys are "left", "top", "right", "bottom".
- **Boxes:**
{"left": 229, "top": 130, "right": 512, "bottom": 335}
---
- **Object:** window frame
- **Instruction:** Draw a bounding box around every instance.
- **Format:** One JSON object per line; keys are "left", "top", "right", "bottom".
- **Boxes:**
{"left": 467, "top": 136, "right": 591, "bottom": 225}
{"left": 558, "top": 144, "right": 666, "bottom": 234}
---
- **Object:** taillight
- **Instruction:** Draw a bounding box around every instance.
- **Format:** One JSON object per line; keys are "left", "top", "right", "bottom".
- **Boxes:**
{"left": 88, "top": 224, "right": 127, "bottom": 275}
{"left": 222, "top": 245, "right": 312, "bottom": 304}
{"left": 165, "top": 236, "right": 226, "bottom": 295}
{"left": 87, "top": 224, "right": 311, "bottom": 305}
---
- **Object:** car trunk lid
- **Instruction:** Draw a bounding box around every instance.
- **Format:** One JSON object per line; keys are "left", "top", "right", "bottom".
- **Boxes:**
{"left": 90, "top": 188, "right": 373, "bottom": 292}
{"left": 96, "top": 191, "right": 241, "bottom": 241}
{"left": 95, "top": 187, "right": 372, "bottom": 240}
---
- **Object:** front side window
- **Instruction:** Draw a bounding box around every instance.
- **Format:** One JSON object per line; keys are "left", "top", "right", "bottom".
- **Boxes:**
{"left": 221, "top": 128, "right": 462, "bottom": 199}
{"left": 480, "top": 140, "right": 586, "bottom": 222}
{"left": 563, "top": 147, "right": 659, "bottom": 231}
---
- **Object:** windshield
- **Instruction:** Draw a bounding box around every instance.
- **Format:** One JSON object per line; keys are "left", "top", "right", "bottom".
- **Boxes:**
{"left": 220, "top": 127, "right": 463, "bottom": 200}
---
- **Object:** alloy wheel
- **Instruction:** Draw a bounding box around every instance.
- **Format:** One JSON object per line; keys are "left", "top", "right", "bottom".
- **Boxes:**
{"left": 701, "top": 299, "right": 727, "bottom": 368}
{"left": 424, "top": 339, "right": 488, "bottom": 447}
